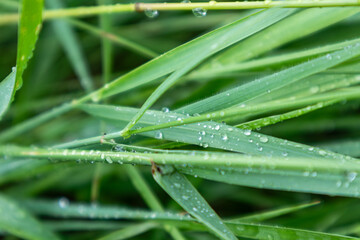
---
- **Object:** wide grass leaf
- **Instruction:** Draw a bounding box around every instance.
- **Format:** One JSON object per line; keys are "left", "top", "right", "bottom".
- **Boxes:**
{"left": 152, "top": 166, "right": 237, "bottom": 240}
{"left": 0, "top": 194, "right": 59, "bottom": 240}
{"left": 14, "top": 0, "right": 43, "bottom": 94}
{"left": 0, "top": 71, "right": 15, "bottom": 119}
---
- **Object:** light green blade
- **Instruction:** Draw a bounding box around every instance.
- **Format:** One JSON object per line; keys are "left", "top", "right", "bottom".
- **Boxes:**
{"left": 14, "top": 0, "right": 43, "bottom": 95}
{"left": 0, "top": 194, "right": 59, "bottom": 240}
{"left": 0, "top": 71, "right": 15, "bottom": 119}
{"left": 152, "top": 166, "right": 237, "bottom": 240}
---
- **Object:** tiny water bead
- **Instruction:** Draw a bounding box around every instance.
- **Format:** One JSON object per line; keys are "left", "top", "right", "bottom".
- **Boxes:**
{"left": 259, "top": 136, "right": 269, "bottom": 143}
{"left": 58, "top": 197, "right": 69, "bottom": 209}
{"left": 155, "top": 131, "right": 163, "bottom": 139}
{"left": 192, "top": 8, "right": 207, "bottom": 17}
{"left": 244, "top": 129, "right": 252, "bottom": 136}
{"left": 144, "top": 9, "right": 159, "bottom": 18}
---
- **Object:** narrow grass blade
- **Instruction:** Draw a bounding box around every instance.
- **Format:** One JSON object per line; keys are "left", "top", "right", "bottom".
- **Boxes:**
{"left": 0, "top": 194, "right": 59, "bottom": 240}
{"left": 227, "top": 201, "right": 320, "bottom": 223}
{"left": 14, "top": 0, "right": 43, "bottom": 95}
{"left": 152, "top": 166, "right": 237, "bottom": 240}
{"left": 90, "top": 8, "right": 293, "bottom": 100}
{"left": 320, "top": 139, "right": 360, "bottom": 157}
{"left": 209, "top": 8, "right": 359, "bottom": 66}
{"left": 178, "top": 41, "right": 360, "bottom": 114}
{"left": 98, "top": 222, "right": 158, "bottom": 240}
{"left": 47, "top": 0, "right": 94, "bottom": 92}
{"left": 69, "top": 19, "right": 158, "bottom": 59}
{"left": 0, "top": 71, "right": 16, "bottom": 119}
{"left": 125, "top": 165, "right": 186, "bottom": 240}
{"left": 21, "top": 198, "right": 194, "bottom": 221}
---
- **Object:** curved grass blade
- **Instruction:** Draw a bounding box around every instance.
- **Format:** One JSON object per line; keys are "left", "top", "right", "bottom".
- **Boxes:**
{"left": 0, "top": 194, "right": 59, "bottom": 240}
{"left": 0, "top": 70, "right": 16, "bottom": 119}
{"left": 47, "top": 0, "right": 94, "bottom": 92}
{"left": 98, "top": 222, "right": 158, "bottom": 240}
{"left": 14, "top": 0, "right": 43, "bottom": 95}
{"left": 152, "top": 165, "right": 237, "bottom": 240}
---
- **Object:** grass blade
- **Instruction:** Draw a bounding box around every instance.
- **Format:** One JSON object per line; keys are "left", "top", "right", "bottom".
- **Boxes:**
{"left": 0, "top": 194, "right": 59, "bottom": 240}
{"left": 98, "top": 222, "right": 158, "bottom": 240}
{"left": 178, "top": 41, "right": 360, "bottom": 114}
{"left": 14, "top": 0, "right": 43, "bottom": 95}
{"left": 152, "top": 166, "right": 237, "bottom": 240}
{"left": 47, "top": 0, "right": 94, "bottom": 92}
{"left": 0, "top": 71, "right": 16, "bottom": 119}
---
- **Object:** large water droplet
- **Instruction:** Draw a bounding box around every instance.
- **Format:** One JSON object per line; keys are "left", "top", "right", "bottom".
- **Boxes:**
{"left": 192, "top": 8, "right": 207, "bottom": 17}
{"left": 221, "top": 134, "right": 228, "bottom": 141}
{"left": 259, "top": 136, "right": 269, "bottom": 143}
{"left": 144, "top": 9, "right": 159, "bottom": 18}
{"left": 347, "top": 172, "right": 357, "bottom": 183}
{"left": 105, "top": 156, "right": 113, "bottom": 164}
{"left": 161, "top": 107, "right": 170, "bottom": 113}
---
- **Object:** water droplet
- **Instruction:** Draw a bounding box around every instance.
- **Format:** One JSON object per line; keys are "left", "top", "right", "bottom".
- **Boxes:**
{"left": 259, "top": 136, "right": 269, "bottom": 143}
{"left": 182, "top": 195, "right": 190, "bottom": 200}
{"left": 244, "top": 129, "right": 252, "bottom": 136}
{"left": 155, "top": 131, "right": 163, "bottom": 139}
{"left": 310, "top": 86, "right": 320, "bottom": 93}
{"left": 347, "top": 172, "right": 357, "bottom": 183}
{"left": 192, "top": 8, "right": 207, "bottom": 17}
{"left": 200, "top": 131, "right": 206, "bottom": 136}
{"left": 214, "top": 125, "right": 220, "bottom": 130}
{"left": 144, "top": 9, "right": 159, "bottom": 18}
{"left": 221, "top": 134, "right": 228, "bottom": 141}
{"left": 58, "top": 197, "right": 69, "bottom": 208}
{"left": 162, "top": 107, "right": 170, "bottom": 113}
{"left": 105, "top": 157, "right": 113, "bottom": 164}
{"left": 326, "top": 53, "right": 332, "bottom": 60}
{"left": 209, "top": 0, "right": 216, "bottom": 5}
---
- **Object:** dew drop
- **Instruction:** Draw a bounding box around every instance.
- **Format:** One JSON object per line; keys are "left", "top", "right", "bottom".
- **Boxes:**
{"left": 58, "top": 197, "right": 69, "bottom": 209}
{"left": 244, "top": 129, "right": 252, "bottom": 136}
{"left": 105, "top": 157, "right": 113, "bottom": 164}
{"left": 347, "top": 172, "right": 357, "bottom": 183}
{"left": 214, "top": 125, "right": 220, "bottom": 130}
{"left": 221, "top": 134, "right": 228, "bottom": 141}
{"left": 155, "top": 131, "right": 163, "bottom": 139}
{"left": 161, "top": 107, "right": 170, "bottom": 113}
{"left": 259, "top": 136, "right": 269, "bottom": 143}
{"left": 192, "top": 8, "right": 207, "bottom": 17}
{"left": 144, "top": 9, "right": 159, "bottom": 18}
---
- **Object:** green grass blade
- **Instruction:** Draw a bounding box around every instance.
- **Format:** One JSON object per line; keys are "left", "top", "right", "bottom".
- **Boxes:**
{"left": 209, "top": 8, "right": 359, "bottom": 66}
{"left": 97, "top": 222, "right": 158, "bottom": 240}
{"left": 14, "top": 0, "right": 43, "bottom": 95}
{"left": 69, "top": 19, "right": 158, "bottom": 59}
{"left": 188, "top": 37, "right": 360, "bottom": 80}
{"left": 78, "top": 104, "right": 355, "bottom": 162}
{"left": 47, "top": 0, "right": 94, "bottom": 92}
{"left": 91, "top": 8, "right": 293, "bottom": 100}
{"left": 0, "top": 71, "right": 16, "bottom": 119}
{"left": 321, "top": 139, "right": 360, "bottom": 157}
{"left": 225, "top": 222, "right": 359, "bottom": 240}
{"left": 97, "top": 0, "right": 113, "bottom": 85}
{"left": 21, "top": 198, "right": 194, "bottom": 221}
{"left": 178, "top": 41, "right": 360, "bottom": 114}
{"left": 152, "top": 166, "right": 237, "bottom": 240}
{"left": 125, "top": 165, "right": 186, "bottom": 240}
{"left": 226, "top": 201, "right": 320, "bottom": 223}
{"left": 0, "top": 194, "right": 59, "bottom": 240}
